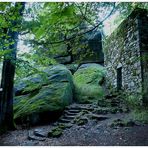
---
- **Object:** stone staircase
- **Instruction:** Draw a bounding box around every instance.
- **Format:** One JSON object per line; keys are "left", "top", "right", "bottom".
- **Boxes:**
{"left": 55, "top": 103, "right": 93, "bottom": 125}
{"left": 28, "top": 101, "right": 128, "bottom": 141}
{"left": 27, "top": 103, "right": 98, "bottom": 141}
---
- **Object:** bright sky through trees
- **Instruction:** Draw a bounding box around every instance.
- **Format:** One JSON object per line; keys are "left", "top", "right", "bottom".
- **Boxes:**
{"left": 17, "top": 2, "right": 119, "bottom": 54}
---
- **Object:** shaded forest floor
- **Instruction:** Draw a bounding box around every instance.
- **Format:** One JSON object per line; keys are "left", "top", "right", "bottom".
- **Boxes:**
{"left": 0, "top": 102, "right": 148, "bottom": 146}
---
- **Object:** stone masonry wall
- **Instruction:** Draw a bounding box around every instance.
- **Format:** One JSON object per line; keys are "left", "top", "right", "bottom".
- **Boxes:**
{"left": 138, "top": 9, "right": 148, "bottom": 104}
{"left": 103, "top": 9, "right": 148, "bottom": 104}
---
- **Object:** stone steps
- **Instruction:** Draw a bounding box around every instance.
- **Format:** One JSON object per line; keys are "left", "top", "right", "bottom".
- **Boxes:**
{"left": 28, "top": 103, "right": 110, "bottom": 141}
{"left": 65, "top": 104, "right": 94, "bottom": 110}
{"left": 64, "top": 115, "right": 76, "bottom": 120}
{"left": 67, "top": 109, "right": 81, "bottom": 113}
{"left": 34, "top": 129, "right": 48, "bottom": 138}
{"left": 64, "top": 110, "right": 78, "bottom": 116}
{"left": 65, "top": 106, "right": 82, "bottom": 110}
{"left": 28, "top": 131, "right": 46, "bottom": 141}
{"left": 56, "top": 104, "right": 91, "bottom": 125}
{"left": 58, "top": 118, "right": 72, "bottom": 123}
{"left": 88, "top": 113, "right": 108, "bottom": 121}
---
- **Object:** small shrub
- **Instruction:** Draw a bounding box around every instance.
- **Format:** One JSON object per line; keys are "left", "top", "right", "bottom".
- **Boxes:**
{"left": 48, "top": 127, "right": 63, "bottom": 138}
{"left": 132, "top": 108, "right": 148, "bottom": 124}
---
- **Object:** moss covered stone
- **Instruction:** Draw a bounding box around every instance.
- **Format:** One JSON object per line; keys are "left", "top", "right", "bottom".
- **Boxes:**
{"left": 14, "top": 65, "right": 74, "bottom": 124}
{"left": 48, "top": 127, "right": 63, "bottom": 138}
{"left": 73, "top": 63, "right": 106, "bottom": 103}
{"left": 110, "top": 119, "right": 136, "bottom": 128}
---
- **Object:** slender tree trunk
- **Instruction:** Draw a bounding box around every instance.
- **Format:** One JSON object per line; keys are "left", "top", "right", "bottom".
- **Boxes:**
{"left": 67, "top": 43, "right": 74, "bottom": 63}
{"left": 64, "top": 35, "right": 74, "bottom": 63}
{"left": 0, "top": 2, "right": 25, "bottom": 132}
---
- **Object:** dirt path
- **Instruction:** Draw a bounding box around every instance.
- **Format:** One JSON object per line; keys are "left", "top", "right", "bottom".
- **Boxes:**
{"left": 0, "top": 112, "right": 148, "bottom": 146}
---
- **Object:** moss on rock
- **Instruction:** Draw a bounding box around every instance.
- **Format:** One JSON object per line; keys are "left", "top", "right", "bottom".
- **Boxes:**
{"left": 73, "top": 63, "right": 106, "bottom": 103}
{"left": 110, "top": 119, "right": 136, "bottom": 128}
{"left": 48, "top": 127, "right": 63, "bottom": 138}
{"left": 14, "top": 65, "right": 74, "bottom": 124}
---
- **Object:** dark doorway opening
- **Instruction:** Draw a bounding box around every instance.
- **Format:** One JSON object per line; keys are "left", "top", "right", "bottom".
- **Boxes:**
{"left": 117, "top": 67, "right": 122, "bottom": 91}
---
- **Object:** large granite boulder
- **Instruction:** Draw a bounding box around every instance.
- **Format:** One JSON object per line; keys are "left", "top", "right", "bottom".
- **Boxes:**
{"left": 14, "top": 65, "right": 74, "bottom": 125}
{"left": 73, "top": 63, "right": 106, "bottom": 103}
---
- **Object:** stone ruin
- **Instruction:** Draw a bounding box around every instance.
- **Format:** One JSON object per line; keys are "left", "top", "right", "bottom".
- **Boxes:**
{"left": 104, "top": 8, "right": 148, "bottom": 105}
{"left": 53, "top": 8, "right": 148, "bottom": 106}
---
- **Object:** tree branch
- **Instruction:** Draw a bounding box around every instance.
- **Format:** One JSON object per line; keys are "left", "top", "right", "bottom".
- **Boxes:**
{"left": 20, "top": 30, "right": 30, "bottom": 35}
{"left": 29, "top": 3, "right": 116, "bottom": 46}
{"left": 75, "top": 3, "right": 95, "bottom": 27}
{"left": 43, "top": 2, "right": 116, "bottom": 45}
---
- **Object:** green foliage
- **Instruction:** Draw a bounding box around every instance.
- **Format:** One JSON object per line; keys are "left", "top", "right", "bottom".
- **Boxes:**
{"left": 19, "top": 2, "right": 116, "bottom": 71}
{"left": 3, "top": 2, "right": 145, "bottom": 81}
{"left": 0, "top": 49, "right": 12, "bottom": 61}
{"left": 114, "top": 2, "right": 148, "bottom": 29}
{"left": 110, "top": 119, "right": 135, "bottom": 127}
{"left": 108, "top": 90, "right": 143, "bottom": 110}
{"left": 132, "top": 108, "right": 148, "bottom": 124}
{"left": 48, "top": 127, "right": 63, "bottom": 137}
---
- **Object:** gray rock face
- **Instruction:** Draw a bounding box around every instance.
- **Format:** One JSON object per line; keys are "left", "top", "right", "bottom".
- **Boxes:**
{"left": 73, "top": 31, "right": 103, "bottom": 64}
{"left": 14, "top": 65, "right": 74, "bottom": 125}
{"left": 55, "top": 56, "right": 71, "bottom": 64}
{"left": 52, "top": 30, "right": 103, "bottom": 65}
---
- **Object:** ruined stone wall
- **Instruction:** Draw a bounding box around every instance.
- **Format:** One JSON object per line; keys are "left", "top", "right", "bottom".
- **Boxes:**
{"left": 104, "top": 9, "right": 148, "bottom": 104}
{"left": 138, "top": 9, "right": 148, "bottom": 104}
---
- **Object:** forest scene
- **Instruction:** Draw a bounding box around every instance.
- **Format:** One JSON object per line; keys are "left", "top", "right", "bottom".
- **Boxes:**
{"left": 0, "top": 2, "right": 148, "bottom": 146}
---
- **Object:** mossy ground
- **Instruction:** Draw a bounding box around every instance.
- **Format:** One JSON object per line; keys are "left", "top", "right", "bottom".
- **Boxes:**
{"left": 131, "top": 108, "right": 148, "bottom": 124}
{"left": 110, "top": 119, "right": 136, "bottom": 128}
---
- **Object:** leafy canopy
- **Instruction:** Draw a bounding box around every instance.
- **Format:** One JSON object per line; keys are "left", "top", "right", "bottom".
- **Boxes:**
{"left": 1, "top": 2, "right": 148, "bottom": 79}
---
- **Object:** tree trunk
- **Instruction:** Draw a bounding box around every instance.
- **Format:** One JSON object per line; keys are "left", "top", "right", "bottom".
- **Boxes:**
{"left": 67, "top": 43, "right": 74, "bottom": 63}
{"left": 0, "top": 2, "right": 25, "bottom": 132}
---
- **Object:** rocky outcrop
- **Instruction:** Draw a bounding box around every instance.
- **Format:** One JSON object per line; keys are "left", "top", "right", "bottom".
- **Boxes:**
{"left": 73, "top": 31, "right": 103, "bottom": 64}
{"left": 14, "top": 65, "right": 74, "bottom": 125}
{"left": 52, "top": 31, "right": 103, "bottom": 65}
{"left": 54, "top": 55, "right": 72, "bottom": 64}
{"left": 73, "top": 63, "right": 106, "bottom": 103}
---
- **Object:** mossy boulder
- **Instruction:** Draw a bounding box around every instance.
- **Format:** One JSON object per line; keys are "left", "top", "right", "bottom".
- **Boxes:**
{"left": 73, "top": 63, "right": 106, "bottom": 103}
{"left": 48, "top": 127, "right": 63, "bottom": 138}
{"left": 14, "top": 65, "right": 74, "bottom": 125}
